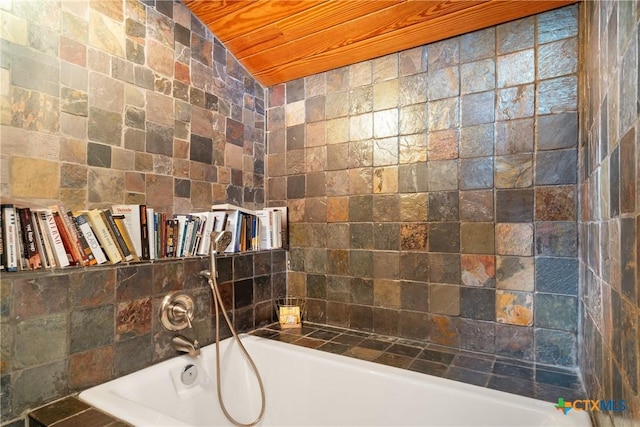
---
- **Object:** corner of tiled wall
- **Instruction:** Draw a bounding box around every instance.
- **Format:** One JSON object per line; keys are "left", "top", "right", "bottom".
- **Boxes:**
{"left": 578, "top": 1, "right": 639, "bottom": 426}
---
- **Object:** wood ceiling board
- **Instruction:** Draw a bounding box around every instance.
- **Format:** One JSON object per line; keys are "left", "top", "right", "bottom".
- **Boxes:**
{"left": 185, "top": 0, "right": 327, "bottom": 42}
{"left": 185, "top": 0, "right": 580, "bottom": 86}
{"left": 224, "top": 0, "right": 407, "bottom": 59}
{"left": 240, "top": 0, "right": 485, "bottom": 73}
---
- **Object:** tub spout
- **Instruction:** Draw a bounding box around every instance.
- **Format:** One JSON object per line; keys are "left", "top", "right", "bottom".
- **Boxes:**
{"left": 171, "top": 335, "right": 200, "bottom": 357}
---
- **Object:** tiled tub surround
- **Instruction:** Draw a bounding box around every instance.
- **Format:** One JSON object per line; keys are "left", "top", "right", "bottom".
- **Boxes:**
{"left": 24, "top": 321, "right": 585, "bottom": 427}
{"left": 252, "top": 322, "right": 586, "bottom": 404}
{"left": 266, "top": 4, "right": 581, "bottom": 374}
{"left": 0, "top": 250, "right": 287, "bottom": 425}
{"left": 578, "top": 1, "right": 640, "bottom": 426}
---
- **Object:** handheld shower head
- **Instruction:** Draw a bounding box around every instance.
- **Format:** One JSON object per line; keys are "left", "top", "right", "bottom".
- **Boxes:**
{"left": 208, "top": 230, "right": 232, "bottom": 279}
{"left": 211, "top": 230, "right": 233, "bottom": 254}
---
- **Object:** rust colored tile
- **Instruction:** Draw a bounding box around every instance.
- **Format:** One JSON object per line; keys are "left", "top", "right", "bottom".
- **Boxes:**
{"left": 428, "top": 129, "right": 459, "bottom": 160}
{"left": 400, "top": 223, "right": 428, "bottom": 251}
{"left": 535, "top": 186, "right": 576, "bottom": 221}
{"left": 461, "top": 255, "right": 496, "bottom": 287}
{"left": 496, "top": 290, "right": 533, "bottom": 326}
{"left": 116, "top": 298, "right": 152, "bottom": 341}
{"left": 69, "top": 346, "right": 114, "bottom": 390}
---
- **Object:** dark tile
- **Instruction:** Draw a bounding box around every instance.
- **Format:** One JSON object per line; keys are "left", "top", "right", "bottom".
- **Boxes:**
{"left": 372, "top": 307, "right": 400, "bottom": 337}
{"left": 429, "top": 253, "right": 461, "bottom": 285}
{"left": 619, "top": 127, "right": 636, "bottom": 214}
{"left": 350, "top": 277, "right": 374, "bottom": 305}
{"left": 428, "top": 191, "right": 459, "bottom": 221}
{"left": 331, "top": 333, "right": 365, "bottom": 346}
{"left": 428, "top": 222, "right": 460, "bottom": 253}
{"left": 70, "top": 306, "right": 114, "bottom": 353}
{"left": 308, "top": 329, "right": 341, "bottom": 341}
{"left": 446, "top": 366, "right": 490, "bottom": 387}
{"left": 460, "top": 223, "right": 495, "bottom": 255}
{"left": 535, "top": 149, "right": 577, "bottom": 185}
{"left": 417, "top": 348, "right": 455, "bottom": 365}
{"left": 537, "top": 112, "right": 578, "bottom": 150}
{"left": 451, "top": 355, "right": 494, "bottom": 373}
{"left": 286, "top": 124, "right": 305, "bottom": 151}
{"left": 374, "top": 353, "right": 414, "bottom": 369}
{"left": 535, "top": 328, "right": 576, "bottom": 367}
{"left": 318, "top": 341, "right": 350, "bottom": 355}
{"left": 349, "top": 195, "right": 373, "bottom": 222}
{"left": 372, "top": 194, "right": 400, "bottom": 222}
{"left": 350, "top": 305, "right": 373, "bottom": 331}
{"left": 374, "top": 222, "right": 400, "bottom": 251}
{"left": 349, "top": 250, "right": 373, "bottom": 278}
{"left": 535, "top": 382, "right": 585, "bottom": 403}
{"left": 286, "top": 78, "right": 305, "bottom": 103}
{"left": 350, "top": 222, "right": 374, "bottom": 250}
{"left": 535, "top": 222, "right": 578, "bottom": 257}
{"left": 458, "top": 318, "right": 495, "bottom": 353}
{"left": 287, "top": 175, "right": 305, "bottom": 199}
{"left": 28, "top": 397, "right": 90, "bottom": 426}
{"left": 493, "top": 361, "right": 534, "bottom": 380}
{"left": 536, "top": 367, "right": 582, "bottom": 389}
{"left": 496, "top": 324, "right": 534, "bottom": 361}
{"left": 488, "top": 375, "right": 535, "bottom": 398}
{"left": 399, "top": 311, "right": 429, "bottom": 341}
{"left": 400, "top": 281, "right": 428, "bottom": 312}
{"left": 408, "top": 359, "right": 448, "bottom": 377}
{"left": 496, "top": 189, "right": 533, "bottom": 222}
{"left": 359, "top": 338, "right": 393, "bottom": 352}
{"left": 387, "top": 343, "right": 423, "bottom": 358}
{"left": 610, "top": 144, "right": 620, "bottom": 218}
{"left": 535, "top": 257, "right": 578, "bottom": 295}
{"left": 460, "top": 287, "right": 494, "bottom": 321}
{"left": 460, "top": 157, "right": 493, "bottom": 190}
{"left": 399, "top": 252, "right": 429, "bottom": 282}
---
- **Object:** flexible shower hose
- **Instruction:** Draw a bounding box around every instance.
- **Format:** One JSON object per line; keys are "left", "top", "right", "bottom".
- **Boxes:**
{"left": 206, "top": 272, "right": 266, "bottom": 426}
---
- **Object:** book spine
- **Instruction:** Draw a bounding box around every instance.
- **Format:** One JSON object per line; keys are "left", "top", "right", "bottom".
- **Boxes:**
{"left": 75, "top": 213, "right": 107, "bottom": 264}
{"left": 112, "top": 215, "right": 139, "bottom": 261}
{"left": 69, "top": 214, "right": 98, "bottom": 266}
{"left": 101, "top": 210, "right": 133, "bottom": 261}
{"left": 52, "top": 212, "right": 79, "bottom": 266}
{"left": 41, "top": 210, "right": 71, "bottom": 268}
{"left": 165, "top": 218, "right": 175, "bottom": 258}
{"left": 139, "top": 205, "right": 150, "bottom": 260}
{"left": 32, "top": 210, "right": 54, "bottom": 268}
{"left": 17, "top": 208, "right": 42, "bottom": 270}
{"left": 86, "top": 210, "right": 122, "bottom": 264}
{"left": 56, "top": 206, "right": 86, "bottom": 266}
{"left": 2, "top": 205, "right": 18, "bottom": 271}
{"left": 146, "top": 208, "right": 155, "bottom": 260}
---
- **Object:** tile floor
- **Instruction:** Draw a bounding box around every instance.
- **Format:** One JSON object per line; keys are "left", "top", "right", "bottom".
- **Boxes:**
{"left": 251, "top": 322, "right": 587, "bottom": 404}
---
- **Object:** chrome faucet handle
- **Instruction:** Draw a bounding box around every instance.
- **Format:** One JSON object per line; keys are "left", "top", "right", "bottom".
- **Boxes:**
{"left": 159, "top": 292, "right": 195, "bottom": 331}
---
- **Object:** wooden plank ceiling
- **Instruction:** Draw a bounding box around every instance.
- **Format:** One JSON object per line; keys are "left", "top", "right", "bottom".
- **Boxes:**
{"left": 184, "top": 0, "right": 579, "bottom": 87}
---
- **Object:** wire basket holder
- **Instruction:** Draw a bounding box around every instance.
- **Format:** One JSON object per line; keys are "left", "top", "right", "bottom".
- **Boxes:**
{"left": 275, "top": 296, "right": 306, "bottom": 329}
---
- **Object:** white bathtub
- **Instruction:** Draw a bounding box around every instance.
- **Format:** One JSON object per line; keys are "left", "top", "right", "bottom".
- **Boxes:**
{"left": 79, "top": 334, "right": 590, "bottom": 426}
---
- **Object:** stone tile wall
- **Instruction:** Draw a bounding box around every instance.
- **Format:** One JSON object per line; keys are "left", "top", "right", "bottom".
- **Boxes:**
{"left": 0, "top": 251, "right": 286, "bottom": 425}
{"left": 266, "top": 5, "right": 580, "bottom": 369}
{"left": 579, "top": 1, "right": 639, "bottom": 425}
{"left": 0, "top": 0, "right": 265, "bottom": 211}
{"left": 0, "top": 0, "right": 275, "bottom": 425}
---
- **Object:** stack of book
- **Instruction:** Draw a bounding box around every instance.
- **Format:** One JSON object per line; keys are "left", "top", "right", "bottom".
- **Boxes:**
{"left": 0, "top": 203, "right": 288, "bottom": 272}
{"left": 210, "top": 204, "right": 288, "bottom": 253}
